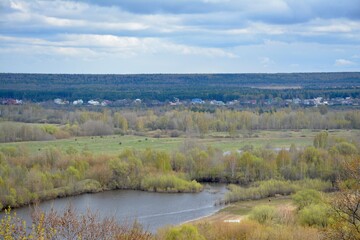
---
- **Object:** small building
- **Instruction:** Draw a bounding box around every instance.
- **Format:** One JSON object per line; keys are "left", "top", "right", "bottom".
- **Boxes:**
{"left": 191, "top": 98, "right": 204, "bottom": 104}
{"left": 314, "top": 97, "right": 323, "bottom": 105}
{"left": 101, "top": 100, "right": 112, "bottom": 106}
{"left": 210, "top": 100, "right": 225, "bottom": 106}
{"left": 170, "top": 97, "right": 182, "bottom": 106}
{"left": 88, "top": 100, "right": 100, "bottom": 106}
{"left": 73, "top": 99, "right": 83, "bottom": 105}
{"left": 134, "top": 99, "right": 142, "bottom": 104}
{"left": 1, "top": 98, "right": 23, "bottom": 105}
{"left": 54, "top": 98, "right": 69, "bottom": 105}
{"left": 293, "top": 98, "right": 301, "bottom": 104}
{"left": 227, "top": 100, "right": 239, "bottom": 106}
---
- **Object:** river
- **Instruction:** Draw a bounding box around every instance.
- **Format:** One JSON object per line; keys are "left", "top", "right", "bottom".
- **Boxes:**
{"left": 5, "top": 184, "right": 227, "bottom": 233}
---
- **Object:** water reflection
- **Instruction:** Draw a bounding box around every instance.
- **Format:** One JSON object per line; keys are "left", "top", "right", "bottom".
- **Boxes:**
{"left": 5, "top": 184, "right": 227, "bottom": 233}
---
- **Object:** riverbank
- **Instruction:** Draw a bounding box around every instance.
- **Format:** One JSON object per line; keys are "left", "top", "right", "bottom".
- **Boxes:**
{"left": 0, "top": 176, "right": 204, "bottom": 211}
{"left": 188, "top": 195, "right": 293, "bottom": 225}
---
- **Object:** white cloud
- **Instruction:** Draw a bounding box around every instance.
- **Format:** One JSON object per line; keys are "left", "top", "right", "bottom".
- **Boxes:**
{"left": 8, "top": 0, "right": 29, "bottom": 12}
{"left": 334, "top": 59, "right": 355, "bottom": 66}
{"left": 1, "top": 0, "right": 360, "bottom": 73}
{"left": 0, "top": 34, "right": 237, "bottom": 59}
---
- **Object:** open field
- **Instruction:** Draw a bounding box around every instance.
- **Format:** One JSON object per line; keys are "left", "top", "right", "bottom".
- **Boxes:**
{"left": 190, "top": 196, "right": 293, "bottom": 224}
{"left": 1, "top": 129, "right": 358, "bottom": 155}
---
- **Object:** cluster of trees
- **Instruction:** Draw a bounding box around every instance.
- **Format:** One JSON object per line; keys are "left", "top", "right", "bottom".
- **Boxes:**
{"left": 1, "top": 105, "right": 360, "bottom": 142}
{"left": 0, "top": 144, "right": 209, "bottom": 209}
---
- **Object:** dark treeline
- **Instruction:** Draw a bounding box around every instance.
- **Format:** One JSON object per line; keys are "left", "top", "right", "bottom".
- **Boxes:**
{"left": 1, "top": 73, "right": 360, "bottom": 101}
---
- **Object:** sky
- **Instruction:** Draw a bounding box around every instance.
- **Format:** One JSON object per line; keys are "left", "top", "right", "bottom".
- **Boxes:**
{"left": 0, "top": 0, "right": 359, "bottom": 73}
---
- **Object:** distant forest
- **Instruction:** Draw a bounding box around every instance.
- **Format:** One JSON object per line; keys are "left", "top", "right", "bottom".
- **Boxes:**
{"left": 1, "top": 72, "right": 360, "bottom": 101}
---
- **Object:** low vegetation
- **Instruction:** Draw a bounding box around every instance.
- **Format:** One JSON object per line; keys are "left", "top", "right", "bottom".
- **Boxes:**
{"left": 141, "top": 174, "right": 203, "bottom": 193}
{"left": 0, "top": 206, "right": 151, "bottom": 240}
{"left": 224, "top": 179, "right": 332, "bottom": 203}
{"left": 0, "top": 104, "right": 359, "bottom": 239}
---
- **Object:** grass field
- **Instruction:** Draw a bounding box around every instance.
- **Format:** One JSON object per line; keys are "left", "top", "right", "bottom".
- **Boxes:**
{"left": 219, "top": 196, "right": 293, "bottom": 216}
{"left": 1, "top": 129, "right": 358, "bottom": 155}
{"left": 190, "top": 196, "right": 293, "bottom": 224}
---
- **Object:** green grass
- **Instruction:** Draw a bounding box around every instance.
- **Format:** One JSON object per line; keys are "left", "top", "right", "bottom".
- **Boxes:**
{"left": 220, "top": 197, "right": 292, "bottom": 216}
{"left": 1, "top": 129, "right": 358, "bottom": 155}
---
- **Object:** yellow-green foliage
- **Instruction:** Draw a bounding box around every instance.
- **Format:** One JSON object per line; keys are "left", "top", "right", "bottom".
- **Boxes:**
{"left": 41, "top": 124, "right": 58, "bottom": 135}
{"left": 159, "top": 220, "right": 322, "bottom": 240}
{"left": 225, "top": 179, "right": 332, "bottom": 203}
{"left": 160, "top": 225, "right": 205, "bottom": 240}
{"left": 141, "top": 174, "right": 202, "bottom": 193}
{"left": 313, "top": 131, "right": 328, "bottom": 148}
{"left": 249, "top": 205, "right": 277, "bottom": 224}
{"left": 292, "top": 189, "right": 323, "bottom": 210}
{"left": 298, "top": 203, "right": 331, "bottom": 227}
{"left": 0, "top": 208, "right": 28, "bottom": 239}
{"left": 0, "top": 207, "right": 151, "bottom": 240}
{"left": 331, "top": 142, "right": 358, "bottom": 155}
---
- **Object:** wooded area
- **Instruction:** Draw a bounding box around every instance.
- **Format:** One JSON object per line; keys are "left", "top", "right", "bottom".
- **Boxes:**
{"left": 1, "top": 73, "right": 360, "bottom": 101}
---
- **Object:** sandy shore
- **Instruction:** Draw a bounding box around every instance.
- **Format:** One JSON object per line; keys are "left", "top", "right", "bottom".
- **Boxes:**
{"left": 187, "top": 206, "right": 244, "bottom": 225}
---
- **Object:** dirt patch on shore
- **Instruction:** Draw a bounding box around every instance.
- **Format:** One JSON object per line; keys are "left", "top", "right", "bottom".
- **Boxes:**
{"left": 189, "top": 211, "right": 244, "bottom": 225}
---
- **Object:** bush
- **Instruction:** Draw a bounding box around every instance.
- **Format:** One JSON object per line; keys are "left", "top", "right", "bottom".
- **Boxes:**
{"left": 298, "top": 204, "right": 330, "bottom": 227}
{"left": 0, "top": 206, "right": 152, "bottom": 240}
{"left": 141, "top": 174, "right": 202, "bottom": 193}
{"left": 292, "top": 189, "right": 322, "bottom": 210}
{"left": 74, "top": 179, "right": 102, "bottom": 194}
{"left": 170, "top": 130, "right": 181, "bottom": 138}
{"left": 80, "top": 120, "right": 113, "bottom": 136}
{"left": 332, "top": 142, "right": 358, "bottom": 155}
{"left": 194, "top": 219, "right": 322, "bottom": 240}
{"left": 225, "top": 179, "right": 332, "bottom": 203}
{"left": 160, "top": 225, "right": 205, "bottom": 240}
{"left": 249, "top": 205, "right": 277, "bottom": 224}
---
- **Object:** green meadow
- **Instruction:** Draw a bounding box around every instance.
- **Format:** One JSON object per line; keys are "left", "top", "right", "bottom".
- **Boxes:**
{"left": 1, "top": 129, "right": 358, "bottom": 155}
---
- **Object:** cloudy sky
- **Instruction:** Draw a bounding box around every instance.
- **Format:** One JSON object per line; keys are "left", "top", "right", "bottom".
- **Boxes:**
{"left": 0, "top": 0, "right": 359, "bottom": 73}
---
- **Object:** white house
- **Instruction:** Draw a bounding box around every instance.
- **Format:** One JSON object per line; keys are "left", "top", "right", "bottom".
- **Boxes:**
{"left": 88, "top": 100, "right": 100, "bottom": 106}
{"left": 73, "top": 99, "right": 83, "bottom": 105}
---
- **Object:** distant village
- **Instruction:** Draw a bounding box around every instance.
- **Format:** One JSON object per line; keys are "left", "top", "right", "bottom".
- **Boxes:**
{"left": 1, "top": 96, "right": 360, "bottom": 109}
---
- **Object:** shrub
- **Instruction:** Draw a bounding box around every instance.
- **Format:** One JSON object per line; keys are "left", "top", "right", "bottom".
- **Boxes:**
{"left": 170, "top": 130, "right": 181, "bottom": 138}
{"left": 80, "top": 120, "right": 113, "bottom": 136}
{"left": 225, "top": 179, "right": 332, "bottom": 203}
{"left": 249, "top": 205, "right": 277, "bottom": 224}
{"left": 298, "top": 204, "right": 330, "bottom": 227}
{"left": 41, "top": 124, "right": 58, "bottom": 135}
{"left": 160, "top": 225, "right": 205, "bottom": 240}
{"left": 333, "top": 142, "right": 358, "bottom": 155}
{"left": 195, "top": 219, "right": 321, "bottom": 240}
{"left": 141, "top": 174, "right": 202, "bottom": 193}
{"left": 292, "top": 189, "right": 322, "bottom": 210}
{"left": 0, "top": 206, "right": 152, "bottom": 240}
